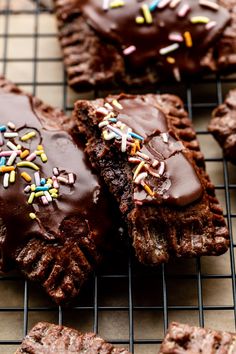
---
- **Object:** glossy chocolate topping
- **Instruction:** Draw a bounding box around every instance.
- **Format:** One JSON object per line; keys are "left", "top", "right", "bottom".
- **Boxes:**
{"left": 103, "top": 95, "right": 203, "bottom": 206}
{"left": 81, "top": 0, "right": 230, "bottom": 78}
{"left": 0, "top": 92, "right": 112, "bottom": 271}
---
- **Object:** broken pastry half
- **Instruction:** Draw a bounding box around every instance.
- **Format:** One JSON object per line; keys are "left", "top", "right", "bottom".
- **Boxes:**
{"left": 0, "top": 76, "right": 118, "bottom": 304}
{"left": 74, "top": 93, "right": 229, "bottom": 265}
{"left": 15, "top": 322, "right": 130, "bottom": 354}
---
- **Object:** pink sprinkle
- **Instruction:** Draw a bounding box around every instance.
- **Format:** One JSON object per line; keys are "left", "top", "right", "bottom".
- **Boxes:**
{"left": 68, "top": 173, "right": 75, "bottom": 185}
{"left": 173, "top": 67, "right": 181, "bottom": 82}
{"left": 0, "top": 133, "right": 3, "bottom": 146}
{"left": 52, "top": 176, "right": 59, "bottom": 189}
{"left": 206, "top": 21, "right": 216, "bottom": 30}
{"left": 41, "top": 195, "right": 49, "bottom": 205}
{"left": 168, "top": 33, "right": 183, "bottom": 42}
{"left": 24, "top": 185, "right": 31, "bottom": 193}
{"left": 123, "top": 45, "right": 136, "bottom": 55}
{"left": 103, "top": 0, "right": 109, "bottom": 10}
{"left": 26, "top": 152, "right": 37, "bottom": 162}
{"left": 0, "top": 150, "right": 21, "bottom": 157}
{"left": 178, "top": 3, "right": 190, "bottom": 17}
{"left": 158, "top": 0, "right": 171, "bottom": 8}
{"left": 53, "top": 168, "right": 59, "bottom": 176}
{"left": 34, "top": 171, "right": 40, "bottom": 186}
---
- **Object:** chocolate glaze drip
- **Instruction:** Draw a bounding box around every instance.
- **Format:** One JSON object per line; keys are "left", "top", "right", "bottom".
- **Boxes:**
{"left": 0, "top": 93, "right": 112, "bottom": 271}
{"left": 81, "top": 0, "right": 230, "bottom": 77}
{"left": 105, "top": 95, "right": 203, "bottom": 206}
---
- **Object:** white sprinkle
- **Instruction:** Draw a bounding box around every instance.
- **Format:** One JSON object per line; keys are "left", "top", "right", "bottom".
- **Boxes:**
{"left": 147, "top": 167, "right": 161, "bottom": 178}
{"left": 104, "top": 102, "right": 113, "bottom": 110}
{"left": 168, "top": 33, "right": 183, "bottom": 42}
{"left": 57, "top": 176, "right": 69, "bottom": 184}
{"left": 6, "top": 141, "right": 18, "bottom": 151}
{"left": 4, "top": 132, "right": 18, "bottom": 138}
{"left": 26, "top": 152, "right": 37, "bottom": 162}
{"left": 159, "top": 43, "right": 179, "bottom": 55}
{"left": 34, "top": 171, "right": 41, "bottom": 186}
{"left": 0, "top": 133, "right": 3, "bottom": 146}
{"left": 170, "top": 0, "right": 181, "bottom": 8}
{"left": 44, "top": 191, "right": 52, "bottom": 202}
{"left": 7, "top": 121, "right": 16, "bottom": 130}
{"left": 199, "top": 0, "right": 219, "bottom": 11}
{"left": 206, "top": 20, "right": 216, "bottom": 30}
{"left": 41, "top": 195, "right": 49, "bottom": 205}
{"left": 103, "top": 0, "right": 110, "bottom": 10}
{"left": 178, "top": 3, "right": 190, "bottom": 17}
{"left": 162, "top": 133, "right": 169, "bottom": 143}
{"left": 134, "top": 172, "right": 148, "bottom": 184}
{"left": 112, "top": 99, "right": 123, "bottom": 110}
{"left": 7, "top": 151, "right": 17, "bottom": 166}
{"left": 173, "top": 67, "right": 181, "bottom": 82}
{"left": 68, "top": 173, "right": 75, "bottom": 185}
{"left": 128, "top": 157, "right": 142, "bottom": 163}
{"left": 98, "top": 120, "right": 109, "bottom": 128}
{"left": 24, "top": 185, "right": 31, "bottom": 193}
{"left": 123, "top": 45, "right": 136, "bottom": 55}
{"left": 96, "top": 107, "right": 109, "bottom": 116}
{"left": 158, "top": 0, "right": 170, "bottom": 8}
{"left": 107, "top": 124, "right": 123, "bottom": 137}
{"left": 158, "top": 161, "right": 165, "bottom": 176}
{"left": 53, "top": 168, "right": 59, "bottom": 176}
{"left": 136, "top": 152, "right": 150, "bottom": 160}
{"left": 121, "top": 133, "right": 127, "bottom": 152}
{"left": 3, "top": 173, "right": 9, "bottom": 188}
{"left": 152, "top": 159, "right": 159, "bottom": 168}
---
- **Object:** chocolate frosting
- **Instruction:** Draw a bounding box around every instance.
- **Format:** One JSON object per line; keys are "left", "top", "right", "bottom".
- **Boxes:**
{"left": 0, "top": 93, "right": 112, "bottom": 271}
{"left": 80, "top": 0, "right": 230, "bottom": 77}
{"left": 105, "top": 95, "right": 203, "bottom": 206}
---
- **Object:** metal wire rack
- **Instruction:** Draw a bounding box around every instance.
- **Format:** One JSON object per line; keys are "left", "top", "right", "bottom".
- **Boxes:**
{"left": 0, "top": 1, "right": 236, "bottom": 353}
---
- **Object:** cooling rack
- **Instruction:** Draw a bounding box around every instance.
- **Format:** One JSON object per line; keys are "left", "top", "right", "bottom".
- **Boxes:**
{"left": 0, "top": 1, "right": 236, "bottom": 353}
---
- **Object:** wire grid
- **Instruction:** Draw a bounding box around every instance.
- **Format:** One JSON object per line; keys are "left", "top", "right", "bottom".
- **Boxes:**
{"left": 0, "top": 1, "right": 236, "bottom": 353}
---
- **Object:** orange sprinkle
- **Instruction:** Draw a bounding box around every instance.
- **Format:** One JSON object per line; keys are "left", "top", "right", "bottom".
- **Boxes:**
{"left": 143, "top": 183, "right": 154, "bottom": 197}
{"left": 0, "top": 166, "right": 15, "bottom": 173}
{"left": 20, "top": 150, "right": 30, "bottom": 159}
{"left": 184, "top": 31, "right": 192, "bottom": 48}
{"left": 166, "top": 56, "right": 176, "bottom": 64}
{"left": 21, "top": 172, "right": 32, "bottom": 182}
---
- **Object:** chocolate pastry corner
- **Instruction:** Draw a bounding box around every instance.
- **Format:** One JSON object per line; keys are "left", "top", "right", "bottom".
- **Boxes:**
{"left": 74, "top": 93, "right": 229, "bottom": 265}
{"left": 0, "top": 76, "right": 117, "bottom": 305}
{"left": 15, "top": 322, "right": 131, "bottom": 353}
{"left": 159, "top": 322, "right": 236, "bottom": 353}
{"left": 209, "top": 89, "right": 236, "bottom": 164}
{"left": 53, "top": 0, "right": 235, "bottom": 91}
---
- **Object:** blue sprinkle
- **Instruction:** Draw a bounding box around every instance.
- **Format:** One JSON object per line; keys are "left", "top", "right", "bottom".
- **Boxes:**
{"left": 40, "top": 178, "right": 46, "bottom": 185}
{"left": 0, "top": 126, "right": 7, "bottom": 133}
{"left": 128, "top": 132, "right": 144, "bottom": 140}
{"left": 149, "top": 0, "right": 160, "bottom": 11}
{"left": 108, "top": 118, "right": 117, "bottom": 123}
{"left": 35, "top": 186, "right": 49, "bottom": 192}
{"left": 0, "top": 157, "right": 6, "bottom": 166}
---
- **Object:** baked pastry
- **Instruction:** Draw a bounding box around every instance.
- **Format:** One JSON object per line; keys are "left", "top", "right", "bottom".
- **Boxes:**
{"left": 74, "top": 93, "right": 229, "bottom": 265}
{"left": 0, "top": 76, "right": 118, "bottom": 305}
{"left": 15, "top": 322, "right": 130, "bottom": 353}
{"left": 53, "top": 0, "right": 234, "bottom": 91}
{"left": 159, "top": 322, "right": 236, "bottom": 353}
{"left": 208, "top": 89, "right": 236, "bottom": 164}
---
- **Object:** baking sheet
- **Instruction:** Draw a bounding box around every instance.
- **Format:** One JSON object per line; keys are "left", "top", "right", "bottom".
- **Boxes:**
{"left": 0, "top": 1, "right": 236, "bottom": 353}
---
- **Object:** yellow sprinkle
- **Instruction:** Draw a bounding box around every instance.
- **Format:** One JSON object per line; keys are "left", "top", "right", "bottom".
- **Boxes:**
{"left": 184, "top": 31, "right": 192, "bottom": 47}
{"left": 17, "top": 161, "right": 39, "bottom": 170}
{"left": 20, "top": 150, "right": 30, "bottom": 159}
{"left": 9, "top": 170, "right": 16, "bottom": 183}
{"left": 47, "top": 178, "right": 53, "bottom": 185}
{"left": 29, "top": 212, "right": 36, "bottom": 220}
{"left": 51, "top": 193, "right": 58, "bottom": 198}
{"left": 49, "top": 188, "right": 58, "bottom": 194}
{"left": 136, "top": 16, "right": 145, "bottom": 24}
{"left": 141, "top": 4, "right": 153, "bottom": 24}
{"left": 31, "top": 184, "right": 36, "bottom": 191}
{"left": 28, "top": 192, "right": 35, "bottom": 204}
{"left": 21, "top": 131, "right": 36, "bottom": 141}
{"left": 143, "top": 183, "right": 154, "bottom": 197}
{"left": 112, "top": 99, "right": 123, "bottom": 110}
{"left": 35, "top": 191, "right": 44, "bottom": 197}
{"left": 21, "top": 172, "right": 32, "bottom": 182}
{"left": 0, "top": 166, "right": 15, "bottom": 173}
{"left": 37, "top": 145, "right": 44, "bottom": 151}
{"left": 40, "top": 153, "right": 48, "bottom": 163}
{"left": 110, "top": 0, "right": 125, "bottom": 8}
{"left": 16, "top": 144, "right": 22, "bottom": 150}
{"left": 190, "top": 16, "right": 210, "bottom": 24}
{"left": 133, "top": 161, "right": 145, "bottom": 180}
{"left": 167, "top": 56, "right": 176, "bottom": 64}
{"left": 36, "top": 150, "right": 44, "bottom": 156}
